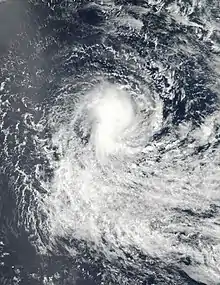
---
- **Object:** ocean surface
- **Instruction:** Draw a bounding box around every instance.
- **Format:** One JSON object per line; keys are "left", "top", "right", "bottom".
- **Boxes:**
{"left": 0, "top": 0, "right": 220, "bottom": 284}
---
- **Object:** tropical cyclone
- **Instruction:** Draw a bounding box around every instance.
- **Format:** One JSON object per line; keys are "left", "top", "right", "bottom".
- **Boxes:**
{"left": 1, "top": 0, "right": 220, "bottom": 284}
{"left": 41, "top": 77, "right": 220, "bottom": 285}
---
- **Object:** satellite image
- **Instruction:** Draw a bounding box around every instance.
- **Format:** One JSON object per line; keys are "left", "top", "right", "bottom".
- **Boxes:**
{"left": 0, "top": 0, "right": 220, "bottom": 284}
